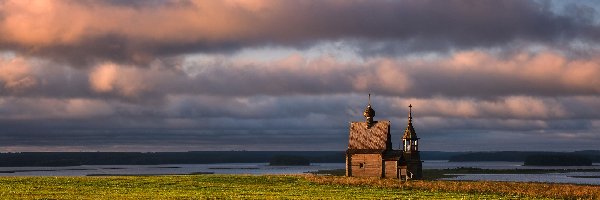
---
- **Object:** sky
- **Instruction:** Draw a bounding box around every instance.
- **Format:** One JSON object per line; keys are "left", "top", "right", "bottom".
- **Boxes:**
{"left": 1, "top": 0, "right": 600, "bottom": 152}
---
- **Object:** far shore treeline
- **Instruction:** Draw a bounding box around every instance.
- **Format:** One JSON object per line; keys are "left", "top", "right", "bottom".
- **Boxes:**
{"left": 0, "top": 151, "right": 598, "bottom": 167}
{"left": 449, "top": 151, "right": 600, "bottom": 163}
{"left": 0, "top": 151, "right": 343, "bottom": 167}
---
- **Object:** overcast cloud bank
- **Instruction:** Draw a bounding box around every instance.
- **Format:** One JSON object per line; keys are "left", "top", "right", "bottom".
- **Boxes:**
{"left": 0, "top": 0, "right": 599, "bottom": 151}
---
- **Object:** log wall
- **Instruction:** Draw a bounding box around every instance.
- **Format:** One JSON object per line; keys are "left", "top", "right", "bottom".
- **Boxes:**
{"left": 349, "top": 153, "right": 382, "bottom": 177}
{"left": 384, "top": 160, "right": 398, "bottom": 178}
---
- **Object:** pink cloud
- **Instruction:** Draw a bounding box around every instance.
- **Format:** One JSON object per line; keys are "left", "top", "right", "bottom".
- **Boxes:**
{"left": 89, "top": 63, "right": 152, "bottom": 97}
{"left": 0, "top": 56, "right": 37, "bottom": 91}
{"left": 390, "top": 96, "right": 567, "bottom": 120}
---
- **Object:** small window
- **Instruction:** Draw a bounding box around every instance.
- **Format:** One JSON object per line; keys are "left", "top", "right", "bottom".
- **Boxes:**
{"left": 359, "top": 163, "right": 365, "bottom": 168}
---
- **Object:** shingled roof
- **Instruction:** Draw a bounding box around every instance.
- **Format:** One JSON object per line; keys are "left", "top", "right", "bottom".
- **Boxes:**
{"left": 348, "top": 121, "right": 392, "bottom": 150}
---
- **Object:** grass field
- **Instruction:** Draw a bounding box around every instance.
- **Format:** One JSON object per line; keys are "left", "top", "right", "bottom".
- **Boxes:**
{"left": 0, "top": 174, "right": 595, "bottom": 199}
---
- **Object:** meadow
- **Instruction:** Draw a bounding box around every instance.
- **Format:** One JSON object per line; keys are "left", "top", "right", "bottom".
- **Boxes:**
{"left": 0, "top": 174, "right": 598, "bottom": 199}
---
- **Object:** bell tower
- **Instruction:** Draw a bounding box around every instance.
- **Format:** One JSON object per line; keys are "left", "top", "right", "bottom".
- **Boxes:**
{"left": 403, "top": 104, "right": 418, "bottom": 152}
{"left": 402, "top": 104, "right": 422, "bottom": 179}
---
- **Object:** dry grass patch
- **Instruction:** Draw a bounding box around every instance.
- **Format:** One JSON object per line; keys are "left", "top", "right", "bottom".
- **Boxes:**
{"left": 304, "top": 175, "right": 600, "bottom": 199}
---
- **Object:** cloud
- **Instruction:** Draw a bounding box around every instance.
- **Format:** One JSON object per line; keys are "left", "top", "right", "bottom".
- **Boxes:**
{"left": 0, "top": 56, "right": 38, "bottom": 91}
{"left": 89, "top": 63, "right": 118, "bottom": 93}
{"left": 0, "top": 97, "right": 114, "bottom": 120}
{"left": 1, "top": 93, "right": 599, "bottom": 151}
{"left": 0, "top": 0, "right": 598, "bottom": 65}
{"left": 405, "top": 50, "right": 600, "bottom": 97}
{"left": 2, "top": 48, "right": 600, "bottom": 100}
{"left": 1, "top": 1, "right": 600, "bottom": 151}
{"left": 174, "top": 49, "right": 600, "bottom": 98}
{"left": 89, "top": 63, "right": 161, "bottom": 98}
{"left": 89, "top": 63, "right": 150, "bottom": 97}
{"left": 389, "top": 96, "right": 568, "bottom": 120}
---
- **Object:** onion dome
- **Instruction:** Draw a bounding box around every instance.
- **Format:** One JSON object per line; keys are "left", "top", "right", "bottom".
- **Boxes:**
{"left": 363, "top": 105, "right": 375, "bottom": 120}
{"left": 363, "top": 94, "right": 375, "bottom": 127}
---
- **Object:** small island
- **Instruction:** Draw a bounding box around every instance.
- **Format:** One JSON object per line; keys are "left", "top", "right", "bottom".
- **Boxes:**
{"left": 524, "top": 154, "right": 592, "bottom": 166}
{"left": 269, "top": 155, "right": 310, "bottom": 166}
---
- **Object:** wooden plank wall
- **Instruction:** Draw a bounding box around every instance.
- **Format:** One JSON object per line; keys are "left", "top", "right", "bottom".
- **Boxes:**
{"left": 349, "top": 154, "right": 382, "bottom": 177}
{"left": 384, "top": 160, "right": 398, "bottom": 178}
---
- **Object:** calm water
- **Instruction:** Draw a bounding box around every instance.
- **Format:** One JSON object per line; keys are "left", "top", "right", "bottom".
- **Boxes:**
{"left": 425, "top": 160, "right": 600, "bottom": 185}
{"left": 1, "top": 161, "right": 599, "bottom": 185}
{"left": 424, "top": 160, "right": 600, "bottom": 170}
{"left": 0, "top": 163, "right": 344, "bottom": 177}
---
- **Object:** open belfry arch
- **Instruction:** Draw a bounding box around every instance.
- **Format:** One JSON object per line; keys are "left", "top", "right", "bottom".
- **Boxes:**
{"left": 346, "top": 94, "right": 423, "bottom": 180}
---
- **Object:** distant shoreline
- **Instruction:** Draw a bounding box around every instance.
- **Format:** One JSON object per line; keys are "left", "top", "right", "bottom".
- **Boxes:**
{"left": 0, "top": 151, "right": 599, "bottom": 167}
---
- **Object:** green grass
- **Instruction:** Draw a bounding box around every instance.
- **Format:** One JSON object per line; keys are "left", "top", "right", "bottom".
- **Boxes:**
{"left": 0, "top": 175, "right": 528, "bottom": 199}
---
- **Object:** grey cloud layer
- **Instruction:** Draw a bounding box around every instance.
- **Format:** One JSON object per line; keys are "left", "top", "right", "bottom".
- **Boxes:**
{"left": 0, "top": 0, "right": 598, "bottom": 65}
{"left": 3, "top": 49, "right": 599, "bottom": 99}
{"left": 1, "top": 93, "right": 599, "bottom": 151}
{"left": 0, "top": 0, "right": 599, "bottom": 151}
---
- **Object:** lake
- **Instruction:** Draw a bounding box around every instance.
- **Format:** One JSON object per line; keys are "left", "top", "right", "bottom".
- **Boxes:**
{"left": 426, "top": 160, "right": 600, "bottom": 185}
{"left": 1, "top": 161, "right": 599, "bottom": 185}
{"left": 0, "top": 163, "right": 344, "bottom": 177}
